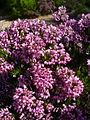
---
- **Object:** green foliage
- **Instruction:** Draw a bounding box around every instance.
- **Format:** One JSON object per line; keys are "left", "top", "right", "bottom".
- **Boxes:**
{"left": 9, "top": 68, "right": 21, "bottom": 76}
{"left": 11, "top": 0, "right": 37, "bottom": 18}
{"left": 0, "top": 0, "right": 38, "bottom": 19}
{"left": 42, "top": 53, "right": 51, "bottom": 62}
{"left": 53, "top": 0, "right": 65, "bottom": 7}
{"left": 11, "top": 7, "right": 21, "bottom": 18}
{"left": 85, "top": 0, "right": 90, "bottom": 7}
{"left": 85, "top": 28, "right": 90, "bottom": 36}
{"left": 0, "top": 48, "right": 8, "bottom": 59}
{"left": 65, "top": 0, "right": 90, "bottom": 14}
{"left": 76, "top": 68, "right": 90, "bottom": 92}
{"left": 66, "top": 42, "right": 90, "bottom": 93}
{"left": 20, "top": 0, "right": 37, "bottom": 11}
{"left": 75, "top": 5, "right": 90, "bottom": 14}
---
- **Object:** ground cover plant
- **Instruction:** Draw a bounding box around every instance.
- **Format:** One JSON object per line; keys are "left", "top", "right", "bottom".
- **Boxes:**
{"left": 0, "top": 6, "right": 90, "bottom": 120}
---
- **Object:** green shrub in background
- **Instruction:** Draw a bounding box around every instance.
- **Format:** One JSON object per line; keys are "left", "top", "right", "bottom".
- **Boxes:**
{"left": 64, "top": 0, "right": 90, "bottom": 13}
{"left": 8, "top": 0, "right": 38, "bottom": 18}
{"left": 20, "top": 0, "right": 37, "bottom": 10}
{"left": 0, "top": 0, "right": 38, "bottom": 19}
{"left": 85, "top": 0, "right": 90, "bottom": 7}
{"left": 53, "top": 0, "right": 90, "bottom": 14}
{"left": 53, "top": 0, "right": 65, "bottom": 7}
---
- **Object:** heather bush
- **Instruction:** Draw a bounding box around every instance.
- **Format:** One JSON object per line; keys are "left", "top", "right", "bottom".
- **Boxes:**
{"left": 0, "top": 6, "right": 89, "bottom": 119}
{"left": 53, "top": 6, "right": 69, "bottom": 21}
{"left": 53, "top": 7, "right": 90, "bottom": 93}
{"left": 38, "top": 0, "right": 56, "bottom": 15}
{"left": 0, "top": 108, "right": 14, "bottom": 120}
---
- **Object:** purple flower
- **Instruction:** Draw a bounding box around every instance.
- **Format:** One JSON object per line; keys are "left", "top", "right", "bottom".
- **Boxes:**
{"left": 59, "top": 103, "right": 87, "bottom": 120}
{"left": 13, "top": 86, "right": 45, "bottom": 120}
{"left": 43, "top": 43, "right": 71, "bottom": 65}
{"left": 53, "top": 6, "right": 69, "bottom": 22}
{"left": 0, "top": 107, "right": 14, "bottom": 120}
{"left": 0, "top": 11, "right": 87, "bottom": 119}
{"left": 31, "top": 66, "right": 55, "bottom": 99}
{"left": 0, "top": 57, "right": 14, "bottom": 74}
{"left": 51, "top": 67, "right": 84, "bottom": 101}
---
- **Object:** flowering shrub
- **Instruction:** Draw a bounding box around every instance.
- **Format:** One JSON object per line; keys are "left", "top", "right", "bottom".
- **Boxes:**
{"left": 0, "top": 6, "right": 89, "bottom": 119}
{"left": 38, "top": 0, "right": 56, "bottom": 15}
{"left": 53, "top": 6, "right": 69, "bottom": 21}
{"left": 58, "top": 103, "right": 87, "bottom": 120}
{"left": 13, "top": 87, "right": 45, "bottom": 120}
{"left": 53, "top": 6, "right": 90, "bottom": 118}
{"left": 53, "top": 7, "right": 90, "bottom": 43}
{"left": 0, "top": 108, "right": 14, "bottom": 120}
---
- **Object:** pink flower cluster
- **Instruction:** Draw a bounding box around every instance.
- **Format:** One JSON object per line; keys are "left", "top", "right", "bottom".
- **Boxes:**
{"left": 43, "top": 43, "right": 71, "bottom": 65}
{"left": 59, "top": 103, "right": 87, "bottom": 120}
{"left": 52, "top": 67, "right": 84, "bottom": 101}
{"left": 0, "top": 57, "right": 14, "bottom": 82}
{"left": 13, "top": 86, "right": 45, "bottom": 120}
{"left": 0, "top": 57, "right": 13, "bottom": 74}
{"left": 0, "top": 19, "right": 72, "bottom": 65}
{"left": 31, "top": 66, "right": 55, "bottom": 99}
{"left": 53, "top": 6, "right": 69, "bottom": 22}
{"left": 53, "top": 7, "right": 90, "bottom": 44}
{"left": 0, "top": 108, "right": 14, "bottom": 120}
{"left": 59, "top": 22, "right": 83, "bottom": 43}
{"left": 0, "top": 10, "right": 88, "bottom": 119}
{"left": 0, "top": 58, "right": 14, "bottom": 107}
{"left": 78, "top": 13, "right": 90, "bottom": 31}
